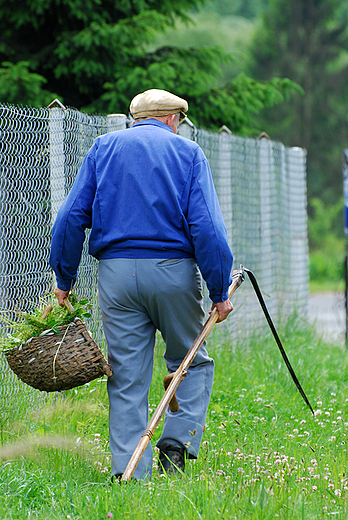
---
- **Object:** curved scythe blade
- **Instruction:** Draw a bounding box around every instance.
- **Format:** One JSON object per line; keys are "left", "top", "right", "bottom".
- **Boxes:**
{"left": 243, "top": 266, "right": 314, "bottom": 415}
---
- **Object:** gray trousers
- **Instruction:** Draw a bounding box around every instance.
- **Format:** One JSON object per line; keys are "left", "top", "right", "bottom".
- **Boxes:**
{"left": 98, "top": 258, "right": 214, "bottom": 479}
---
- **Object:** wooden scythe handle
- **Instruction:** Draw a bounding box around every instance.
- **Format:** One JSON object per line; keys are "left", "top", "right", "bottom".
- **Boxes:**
{"left": 121, "top": 268, "right": 245, "bottom": 482}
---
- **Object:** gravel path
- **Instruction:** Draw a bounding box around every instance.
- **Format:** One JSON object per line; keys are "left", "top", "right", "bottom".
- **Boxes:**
{"left": 308, "top": 292, "right": 346, "bottom": 344}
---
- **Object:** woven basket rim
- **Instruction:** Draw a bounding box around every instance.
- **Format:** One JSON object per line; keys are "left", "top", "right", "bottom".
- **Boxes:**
{"left": 5, "top": 317, "right": 113, "bottom": 391}
{"left": 4, "top": 317, "right": 84, "bottom": 351}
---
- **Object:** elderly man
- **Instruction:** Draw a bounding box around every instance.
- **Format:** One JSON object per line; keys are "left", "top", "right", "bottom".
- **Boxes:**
{"left": 50, "top": 89, "right": 233, "bottom": 480}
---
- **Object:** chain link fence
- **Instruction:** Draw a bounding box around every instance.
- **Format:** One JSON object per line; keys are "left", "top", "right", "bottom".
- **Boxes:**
{"left": 0, "top": 103, "right": 308, "bottom": 407}
{"left": 179, "top": 123, "right": 308, "bottom": 335}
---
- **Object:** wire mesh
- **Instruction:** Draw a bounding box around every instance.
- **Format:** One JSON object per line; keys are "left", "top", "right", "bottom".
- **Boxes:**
{"left": 0, "top": 105, "right": 309, "bottom": 408}
{"left": 192, "top": 129, "right": 308, "bottom": 336}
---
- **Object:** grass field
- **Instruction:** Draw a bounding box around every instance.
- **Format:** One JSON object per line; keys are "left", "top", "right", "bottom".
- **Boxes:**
{"left": 1, "top": 316, "right": 348, "bottom": 519}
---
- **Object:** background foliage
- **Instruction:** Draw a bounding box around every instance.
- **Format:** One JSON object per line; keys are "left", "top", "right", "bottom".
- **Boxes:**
{"left": 150, "top": 0, "right": 348, "bottom": 285}
{"left": 0, "top": 0, "right": 300, "bottom": 136}
{"left": 248, "top": 0, "right": 348, "bottom": 284}
{"left": 0, "top": 0, "right": 347, "bottom": 284}
{"left": 251, "top": 0, "right": 348, "bottom": 205}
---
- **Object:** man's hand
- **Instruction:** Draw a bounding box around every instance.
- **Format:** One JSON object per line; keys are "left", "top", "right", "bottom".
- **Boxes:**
{"left": 54, "top": 287, "right": 70, "bottom": 306}
{"left": 210, "top": 299, "right": 233, "bottom": 323}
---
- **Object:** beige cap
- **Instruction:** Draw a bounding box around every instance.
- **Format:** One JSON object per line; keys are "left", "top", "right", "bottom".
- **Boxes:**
{"left": 130, "top": 89, "right": 188, "bottom": 120}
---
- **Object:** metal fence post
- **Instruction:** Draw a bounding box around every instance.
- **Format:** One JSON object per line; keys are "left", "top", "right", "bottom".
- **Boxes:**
{"left": 107, "top": 114, "right": 127, "bottom": 133}
{"left": 178, "top": 118, "right": 197, "bottom": 141}
{"left": 259, "top": 138, "right": 277, "bottom": 319}
{"left": 287, "top": 146, "right": 309, "bottom": 317}
{"left": 217, "top": 130, "right": 233, "bottom": 246}
{"left": 49, "top": 106, "right": 66, "bottom": 226}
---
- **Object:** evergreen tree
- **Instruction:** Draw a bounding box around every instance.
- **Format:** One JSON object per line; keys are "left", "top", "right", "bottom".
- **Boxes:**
{"left": 251, "top": 0, "right": 348, "bottom": 204}
{"left": 0, "top": 0, "right": 203, "bottom": 108}
{"left": 0, "top": 0, "right": 300, "bottom": 135}
{"left": 203, "top": 0, "right": 268, "bottom": 19}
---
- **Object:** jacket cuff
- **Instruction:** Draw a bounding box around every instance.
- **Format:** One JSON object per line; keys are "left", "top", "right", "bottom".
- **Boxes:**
{"left": 56, "top": 278, "right": 75, "bottom": 292}
{"left": 210, "top": 287, "right": 230, "bottom": 304}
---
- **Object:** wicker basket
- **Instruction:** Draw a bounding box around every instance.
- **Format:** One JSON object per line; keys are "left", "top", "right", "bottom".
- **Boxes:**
{"left": 5, "top": 318, "right": 113, "bottom": 392}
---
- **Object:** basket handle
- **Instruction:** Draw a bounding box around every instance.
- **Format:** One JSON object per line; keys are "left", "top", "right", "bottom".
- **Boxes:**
{"left": 64, "top": 298, "right": 74, "bottom": 313}
{"left": 40, "top": 298, "right": 74, "bottom": 319}
{"left": 40, "top": 305, "right": 53, "bottom": 319}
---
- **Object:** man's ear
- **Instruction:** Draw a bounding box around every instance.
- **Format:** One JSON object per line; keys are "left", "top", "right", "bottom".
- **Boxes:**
{"left": 166, "top": 114, "right": 175, "bottom": 125}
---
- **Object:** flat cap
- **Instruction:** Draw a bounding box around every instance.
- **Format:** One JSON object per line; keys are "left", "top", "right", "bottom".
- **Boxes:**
{"left": 130, "top": 89, "right": 188, "bottom": 120}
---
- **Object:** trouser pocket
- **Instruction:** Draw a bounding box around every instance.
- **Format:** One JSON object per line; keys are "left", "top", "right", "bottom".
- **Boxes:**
{"left": 157, "top": 258, "right": 185, "bottom": 267}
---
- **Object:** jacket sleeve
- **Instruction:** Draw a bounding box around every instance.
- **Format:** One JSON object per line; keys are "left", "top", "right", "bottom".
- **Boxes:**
{"left": 186, "top": 150, "right": 233, "bottom": 303}
{"left": 49, "top": 147, "right": 97, "bottom": 291}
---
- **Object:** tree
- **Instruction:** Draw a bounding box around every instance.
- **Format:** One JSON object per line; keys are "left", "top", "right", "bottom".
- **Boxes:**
{"left": 202, "top": 0, "right": 268, "bottom": 19}
{"left": 0, "top": 0, "right": 300, "bottom": 135}
{"left": 0, "top": 61, "right": 54, "bottom": 106}
{"left": 101, "top": 49, "right": 302, "bottom": 136}
{"left": 250, "top": 0, "right": 348, "bottom": 205}
{"left": 0, "top": 0, "right": 202, "bottom": 108}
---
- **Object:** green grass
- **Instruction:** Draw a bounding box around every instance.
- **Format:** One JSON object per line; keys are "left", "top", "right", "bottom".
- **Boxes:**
{"left": 1, "top": 317, "right": 348, "bottom": 519}
{"left": 309, "top": 279, "right": 345, "bottom": 293}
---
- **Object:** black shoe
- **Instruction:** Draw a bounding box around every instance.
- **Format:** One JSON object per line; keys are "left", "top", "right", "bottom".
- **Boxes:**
{"left": 111, "top": 473, "right": 137, "bottom": 483}
{"left": 111, "top": 473, "right": 123, "bottom": 483}
{"left": 158, "top": 442, "right": 185, "bottom": 475}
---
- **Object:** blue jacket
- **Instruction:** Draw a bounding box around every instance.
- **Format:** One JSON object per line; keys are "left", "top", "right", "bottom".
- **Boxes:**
{"left": 50, "top": 119, "right": 233, "bottom": 303}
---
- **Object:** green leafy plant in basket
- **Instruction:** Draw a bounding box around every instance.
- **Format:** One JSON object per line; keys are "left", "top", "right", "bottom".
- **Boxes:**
{"left": 0, "top": 294, "right": 93, "bottom": 353}
{"left": 1, "top": 295, "right": 112, "bottom": 392}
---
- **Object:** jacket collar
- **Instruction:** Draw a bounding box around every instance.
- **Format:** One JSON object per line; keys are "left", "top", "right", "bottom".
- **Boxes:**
{"left": 132, "top": 119, "right": 174, "bottom": 133}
